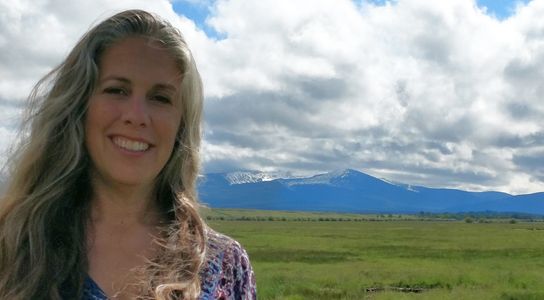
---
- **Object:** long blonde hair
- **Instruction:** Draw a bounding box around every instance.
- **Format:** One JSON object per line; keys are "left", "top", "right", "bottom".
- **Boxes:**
{"left": 0, "top": 10, "right": 206, "bottom": 299}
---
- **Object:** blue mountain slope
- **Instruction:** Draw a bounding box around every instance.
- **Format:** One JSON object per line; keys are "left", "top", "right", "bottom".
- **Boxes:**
{"left": 456, "top": 192, "right": 544, "bottom": 213}
{"left": 197, "top": 169, "right": 544, "bottom": 214}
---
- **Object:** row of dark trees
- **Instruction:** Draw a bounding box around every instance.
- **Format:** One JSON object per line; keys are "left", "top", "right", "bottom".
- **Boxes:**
{"left": 417, "top": 211, "right": 544, "bottom": 221}
{"left": 205, "top": 211, "right": 544, "bottom": 222}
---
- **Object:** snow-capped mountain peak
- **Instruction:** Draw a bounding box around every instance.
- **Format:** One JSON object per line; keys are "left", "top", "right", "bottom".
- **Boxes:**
{"left": 282, "top": 169, "right": 362, "bottom": 187}
{"left": 225, "top": 171, "right": 287, "bottom": 185}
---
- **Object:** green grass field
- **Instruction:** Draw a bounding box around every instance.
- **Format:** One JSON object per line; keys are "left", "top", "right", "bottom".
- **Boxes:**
{"left": 206, "top": 209, "right": 544, "bottom": 300}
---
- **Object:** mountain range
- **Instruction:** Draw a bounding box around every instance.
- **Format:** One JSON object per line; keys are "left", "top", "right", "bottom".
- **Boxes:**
{"left": 197, "top": 169, "right": 544, "bottom": 214}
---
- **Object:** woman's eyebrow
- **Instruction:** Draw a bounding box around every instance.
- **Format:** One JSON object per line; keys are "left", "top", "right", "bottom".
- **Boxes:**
{"left": 99, "top": 76, "right": 177, "bottom": 92}
{"left": 153, "top": 83, "right": 178, "bottom": 93}
{"left": 99, "top": 76, "right": 131, "bottom": 84}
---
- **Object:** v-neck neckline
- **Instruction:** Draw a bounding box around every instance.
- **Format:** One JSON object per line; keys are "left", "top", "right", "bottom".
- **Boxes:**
{"left": 84, "top": 275, "right": 109, "bottom": 299}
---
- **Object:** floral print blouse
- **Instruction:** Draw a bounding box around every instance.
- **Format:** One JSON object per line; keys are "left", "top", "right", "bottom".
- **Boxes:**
{"left": 81, "top": 230, "right": 256, "bottom": 299}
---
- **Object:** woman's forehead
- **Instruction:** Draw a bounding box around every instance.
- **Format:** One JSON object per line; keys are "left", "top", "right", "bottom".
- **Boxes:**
{"left": 98, "top": 37, "right": 183, "bottom": 88}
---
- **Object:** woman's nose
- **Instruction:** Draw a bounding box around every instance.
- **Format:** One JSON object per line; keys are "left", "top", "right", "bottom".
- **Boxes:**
{"left": 121, "top": 95, "right": 150, "bottom": 128}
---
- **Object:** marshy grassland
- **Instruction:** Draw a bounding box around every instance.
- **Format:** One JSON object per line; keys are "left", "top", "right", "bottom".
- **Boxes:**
{"left": 205, "top": 209, "right": 544, "bottom": 299}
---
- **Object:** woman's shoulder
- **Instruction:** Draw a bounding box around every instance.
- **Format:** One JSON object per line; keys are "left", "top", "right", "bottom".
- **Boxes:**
{"left": 205, "top": 228, "right": 246, "bottom": 257}
{"left": 199, "top": 228, "right": 256, "bottom": 299}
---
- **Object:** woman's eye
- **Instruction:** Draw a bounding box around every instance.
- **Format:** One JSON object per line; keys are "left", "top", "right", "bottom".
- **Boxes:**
{"left": 153, "top": 95, "right": 171, "bottom": 104}
{"left": 104, "top": 87, "right": 127, "bottom": 95}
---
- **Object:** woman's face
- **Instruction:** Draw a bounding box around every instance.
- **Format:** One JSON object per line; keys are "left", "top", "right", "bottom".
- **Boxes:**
{"left": 85, "top": 37, "right": 183, "bottom": 191}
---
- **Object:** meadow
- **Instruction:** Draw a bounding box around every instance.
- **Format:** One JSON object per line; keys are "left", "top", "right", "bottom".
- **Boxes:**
{"left": 205, "top": 209, "right": 544, "bottom": 300}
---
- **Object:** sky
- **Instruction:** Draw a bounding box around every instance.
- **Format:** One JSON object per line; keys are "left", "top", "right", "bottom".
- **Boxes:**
{"left": 0, "top": 0, "right": 543, "bottom": 195}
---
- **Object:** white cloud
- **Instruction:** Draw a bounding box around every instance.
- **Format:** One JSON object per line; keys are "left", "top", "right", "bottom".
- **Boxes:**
{"left": 195, "top": 0, "right": 544, "bottom": 194}
{"left": 0, "top": 0, "right": 543, "bottom": 194}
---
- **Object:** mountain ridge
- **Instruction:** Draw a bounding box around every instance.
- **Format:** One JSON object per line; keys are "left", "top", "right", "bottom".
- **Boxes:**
{"left": 198, "top": 169, "right": 544, "bottom": 214}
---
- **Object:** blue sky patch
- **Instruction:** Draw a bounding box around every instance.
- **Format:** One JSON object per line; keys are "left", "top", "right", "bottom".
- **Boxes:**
{"left": 172, "top": 0, "right": 224, "bottom": 39}
{"left": 173, "top": 0, "right": 533, "bottom": 38}
{"left": 477, "top": 0, "right": 531, "bottom": 19}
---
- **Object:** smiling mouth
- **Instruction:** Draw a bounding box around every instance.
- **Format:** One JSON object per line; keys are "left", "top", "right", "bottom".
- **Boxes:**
{"left": 112, "top": 136, "right": 150, "bottom": 152}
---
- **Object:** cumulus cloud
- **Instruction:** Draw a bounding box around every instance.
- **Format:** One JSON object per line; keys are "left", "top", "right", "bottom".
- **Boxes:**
{"left": 196, "top": 0, "right": 544, "bottom": 194}
{"left": 0, "top": 0, "right": 543, "bottom": 194}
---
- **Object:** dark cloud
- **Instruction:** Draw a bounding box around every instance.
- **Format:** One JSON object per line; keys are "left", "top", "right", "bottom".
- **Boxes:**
{"left": 362, "top": 157, "right": 499, "bottom": 188}
{"left": 204, "top": 90, "right": 342, "bottom": 138}
{"left": 504, "top": 102, "right": 538, "bottom": 120}
{"left": 503, "top": 51, "right": 544, "bottom": 105}
{"left": 493, "top": 132, "right": 544, "bottom": 148}
{"left": 504, "top": 55, "right": 544, "bottom": 84}
{"left": 513, "top": 152, "right": 544, "bottom": 181}
{"left": 292, "top": 76, "right": 349, "bottom": 100}
{"left": 403, "top": 109, "right": 475, "bottom": 143}
{"left": 413, "top": 28, "right": 453, "bottom": 66}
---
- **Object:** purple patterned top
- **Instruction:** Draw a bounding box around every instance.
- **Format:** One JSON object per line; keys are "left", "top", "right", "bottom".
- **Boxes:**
{"left": 81, "top": 230, "right": 256, "bottom": 299}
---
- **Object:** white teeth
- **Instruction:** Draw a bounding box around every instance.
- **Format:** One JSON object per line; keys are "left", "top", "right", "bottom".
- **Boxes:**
{"left": 112, "top": 136, "right": 150, "bottom": 152}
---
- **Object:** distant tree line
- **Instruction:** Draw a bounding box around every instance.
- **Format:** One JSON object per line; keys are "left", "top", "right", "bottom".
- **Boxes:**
{"left": 205, "top": 211, "right": 544, "bottom": 222}
{"left": 205, "top": 216, "right": 383, "bottom": 222}
{"left": 417, "top": 211, "right": 544, "bottom": 221}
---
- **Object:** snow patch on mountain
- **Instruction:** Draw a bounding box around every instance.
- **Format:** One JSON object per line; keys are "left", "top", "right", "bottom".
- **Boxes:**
{"left": 283, "top": 169, "right": 362, "bottom": 187}
{"left": 225, "top": 171, "right": 289, "bottom": 185}
{"left": 380, "top": 177, "right": 421, "bottom": 193}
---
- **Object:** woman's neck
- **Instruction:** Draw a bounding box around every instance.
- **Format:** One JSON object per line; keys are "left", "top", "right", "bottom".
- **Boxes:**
{"left": 86, "top": 179, "right": 165, "bottom": 300}
{"left": 88, "top": 176, "right": 163, "bottom": 228}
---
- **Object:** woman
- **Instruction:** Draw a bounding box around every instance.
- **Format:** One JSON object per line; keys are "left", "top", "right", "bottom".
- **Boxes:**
{"left": 0, "top": 9, "right": 255, "bottom": 300}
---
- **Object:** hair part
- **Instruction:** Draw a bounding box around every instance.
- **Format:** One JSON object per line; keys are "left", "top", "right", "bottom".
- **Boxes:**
{"left": 0, "top": 9, "right": 206, "bottom": 299}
